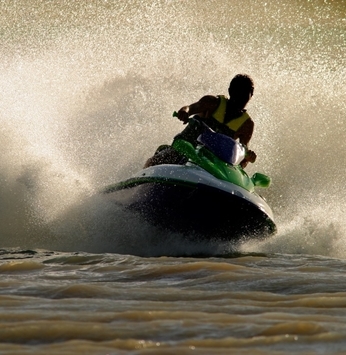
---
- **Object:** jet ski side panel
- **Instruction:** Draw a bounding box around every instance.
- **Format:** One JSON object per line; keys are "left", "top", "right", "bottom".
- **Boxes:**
{"left": 104, "top": 179, "right": 276, "bottom": 242}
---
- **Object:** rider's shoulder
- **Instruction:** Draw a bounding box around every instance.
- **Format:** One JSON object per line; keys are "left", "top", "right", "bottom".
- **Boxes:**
{"left": 198, "top": 95, "right": 220, "bottom": 106}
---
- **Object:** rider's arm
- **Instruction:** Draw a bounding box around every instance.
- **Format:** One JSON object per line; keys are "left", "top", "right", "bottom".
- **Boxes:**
{"left": 235, "top": 119, "right": 257, "bottom": 167}
{"left": 234, "top": 118, "right": 254, "bottom": 146}
{"left": 177, "top": 95, "right": 219, "bottom": 123}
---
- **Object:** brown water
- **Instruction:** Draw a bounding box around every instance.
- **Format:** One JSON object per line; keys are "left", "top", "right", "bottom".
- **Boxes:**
{"left": 2, "top": 250, "right": 346, "bottom": 354}
{"left": 1, "top": 0, "right": 346, "bottom": 353}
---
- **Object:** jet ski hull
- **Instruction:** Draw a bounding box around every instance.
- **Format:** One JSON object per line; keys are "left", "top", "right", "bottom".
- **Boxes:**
{"left": 103, "top": 165, "right": 276, "bottom": 242}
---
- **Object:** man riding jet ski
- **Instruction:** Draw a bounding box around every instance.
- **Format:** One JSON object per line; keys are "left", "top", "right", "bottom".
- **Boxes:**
{"left": 103, "top": 74, "right": 276, "bottom": 242}
{"left": 144, "top": 73, "right": 257, "bottom": 170}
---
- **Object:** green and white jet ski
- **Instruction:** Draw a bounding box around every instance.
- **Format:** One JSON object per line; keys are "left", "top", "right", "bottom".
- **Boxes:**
{"left": 102, "top": 124, "right": 277, "bottom": 243}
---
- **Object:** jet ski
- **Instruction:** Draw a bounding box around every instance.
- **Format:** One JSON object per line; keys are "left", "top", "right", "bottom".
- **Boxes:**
{"left": 102, "top": 122, "right": 277, "bottom": 243}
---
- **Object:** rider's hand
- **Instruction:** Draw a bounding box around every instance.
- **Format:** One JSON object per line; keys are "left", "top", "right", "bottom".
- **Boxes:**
{"left": 177, "top": 110, "right": 189, "bottom": 124}
{"left": 246, "top": 150, "right": 257, "bottom": 163}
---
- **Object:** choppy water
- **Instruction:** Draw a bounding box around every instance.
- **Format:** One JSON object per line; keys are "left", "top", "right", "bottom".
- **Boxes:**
{"left": 3, "top": 249, "right": 346, "bottom": 354}
{"left": 1, "top": 0, "right": 346, "bottom": 353}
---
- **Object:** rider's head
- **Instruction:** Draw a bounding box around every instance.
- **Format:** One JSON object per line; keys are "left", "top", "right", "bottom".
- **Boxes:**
{"left": 228, "top": 74, "right": 254, "bottom": 110}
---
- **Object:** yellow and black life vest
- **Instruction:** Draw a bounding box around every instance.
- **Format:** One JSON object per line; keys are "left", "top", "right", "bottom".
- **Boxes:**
{"left": 212, "top": 95, "right": 250, "bottom": 133}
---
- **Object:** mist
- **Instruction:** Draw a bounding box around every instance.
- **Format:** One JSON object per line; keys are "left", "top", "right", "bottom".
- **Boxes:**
{"left": 1, "top": 0, "right": 345, "bottom": 257}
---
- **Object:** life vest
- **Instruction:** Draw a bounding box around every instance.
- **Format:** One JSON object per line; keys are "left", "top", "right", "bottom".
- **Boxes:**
{"left": 212, "top": 95, "right": 250, "bottom": 133}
